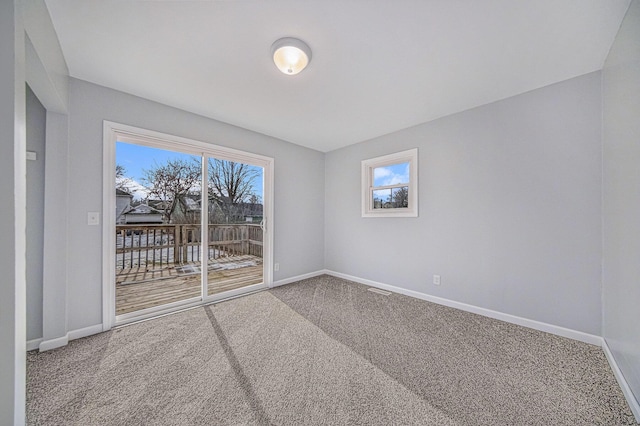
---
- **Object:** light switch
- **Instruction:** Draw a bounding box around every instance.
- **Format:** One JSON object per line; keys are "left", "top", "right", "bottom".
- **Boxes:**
{"left": 88, "top": 212, "right": 100, "bottom": 225}
{"left": 26, "top": 151, "right": 37, "bottom": 161}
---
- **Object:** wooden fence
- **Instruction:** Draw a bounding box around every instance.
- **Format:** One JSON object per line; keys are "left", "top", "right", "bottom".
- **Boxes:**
{"left": 115, "top": 223, "right": 263, "bottom": 270}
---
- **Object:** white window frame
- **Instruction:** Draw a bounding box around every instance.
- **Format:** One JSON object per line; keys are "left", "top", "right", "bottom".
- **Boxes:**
{"left": 361, "top": 148, "right": 418, "bottom": 218}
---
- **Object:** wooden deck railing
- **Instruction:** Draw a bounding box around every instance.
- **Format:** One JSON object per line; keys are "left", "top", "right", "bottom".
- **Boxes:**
{"left": 115, "top": 223, "right": 263, "bottom": 270}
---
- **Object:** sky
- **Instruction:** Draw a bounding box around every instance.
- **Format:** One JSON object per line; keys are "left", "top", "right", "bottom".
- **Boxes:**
{"left": 373, "top": 162, "right": 409, "bottom": 187}
{"left": 116, "top": 141, "right": 264, "bottom": 201}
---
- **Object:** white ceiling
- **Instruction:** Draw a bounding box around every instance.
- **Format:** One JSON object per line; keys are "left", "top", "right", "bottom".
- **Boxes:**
{"left": 45, "top": 0, "right": 630, "bottom": 153}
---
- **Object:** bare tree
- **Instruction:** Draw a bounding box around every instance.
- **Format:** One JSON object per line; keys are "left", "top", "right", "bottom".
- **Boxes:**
{"left": 116, "top": 164, "right": 126, "bottom": 180}
{"left": 208, "top": 159, "right": 259, "bottom": 222}
{"left": 141, "top": 159, "right": 201, "bottom": 223}
{"left": 115, "top": 164, "right": 134, "bottom": 193}
{"left": 248, "top": 194, "right": 261, "bottom": 205}
{"left": 392, "top": 187, "right": 408, "bottom": 208}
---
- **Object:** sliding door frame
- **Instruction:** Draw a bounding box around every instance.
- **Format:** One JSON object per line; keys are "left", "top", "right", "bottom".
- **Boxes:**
{"left": 102, "top": 121, "right": 274, "bottom": 330}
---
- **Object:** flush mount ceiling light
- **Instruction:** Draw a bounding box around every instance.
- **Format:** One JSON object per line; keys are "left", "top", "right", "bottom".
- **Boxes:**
{"left": 271, "top": 37, "right": 312, "bottom": 75}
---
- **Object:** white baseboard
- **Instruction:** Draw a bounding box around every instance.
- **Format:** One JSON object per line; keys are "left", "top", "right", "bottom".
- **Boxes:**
{"left": 39, "top": 334, "right": 69, "bottom": 352}
{"left": 36, "top": 324, "right": 105, "bottom": 352}
{"left": 26, "top": 338, "right": 42, "bottom": 351}
{"left": 324, "top": 270, "right": 602, "bottom": 346}
{"left": 68, "top": 324, "right": 104, "bottom": 341}
{"left": 602, "top": 340, "right": 640, "bottom": 423}
{"left": 271, "top": 270, "right": 326, "bottom": 288}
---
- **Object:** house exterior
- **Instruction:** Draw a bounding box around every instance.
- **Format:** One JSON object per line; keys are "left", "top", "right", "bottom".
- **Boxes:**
{"left": 115, "top": 189, "right": 133, "bottom": 224}
{"left": 123, "top": 201, "right": 164, "bottom": 224}
{"left": 171, "top": 194, "right": 264, "bottom": 224}
{"left": 237, "top": 202, "right": 263, "bottom": 223}
{"left": 170, "top": 194, "right": 201, "bottom": 224}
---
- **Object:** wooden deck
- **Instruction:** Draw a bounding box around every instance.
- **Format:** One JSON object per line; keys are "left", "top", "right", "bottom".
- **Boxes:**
{"left": 116, "top": 255, "right": 263, "bottom": 315}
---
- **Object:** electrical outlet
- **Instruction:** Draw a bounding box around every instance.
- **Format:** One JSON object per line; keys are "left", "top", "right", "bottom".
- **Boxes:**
{"left": 274, "top": 263, "right": 280, "bottom": 272}
{"left": 433, "top": 275, "right": 441, "bottom": 286}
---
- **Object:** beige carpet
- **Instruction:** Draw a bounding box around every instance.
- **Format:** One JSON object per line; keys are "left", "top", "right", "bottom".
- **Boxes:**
{"left": 27, "top": 275, "right": 636, "bottom": 425}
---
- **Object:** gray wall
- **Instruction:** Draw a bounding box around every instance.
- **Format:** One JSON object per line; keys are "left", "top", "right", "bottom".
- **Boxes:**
{"left": 23, "top": 0, "right": 69, "bottom": 113}
{"left": 325, "top": 72, "right": 603, "bottom": 335}
{"left": 24, "top": 0, "right": 72, "bottom": 351}
{"left": 603, "top": 0, "right": 640, "bottom": 408}
{"left": 26, "top": 84, "right": 46, "bottom": 342}
{"left": 64, "top": 78, "right": 325, "bottom": 331}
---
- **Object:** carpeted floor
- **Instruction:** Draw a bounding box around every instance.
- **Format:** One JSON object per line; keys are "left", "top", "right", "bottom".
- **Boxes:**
{"left": 27, "top": 275, "right": 636, "bottom": 425}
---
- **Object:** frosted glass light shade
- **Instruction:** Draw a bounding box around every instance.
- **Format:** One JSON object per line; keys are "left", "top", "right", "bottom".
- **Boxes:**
{"left": 271, "top": 37, "right": 311, "bottom": 75}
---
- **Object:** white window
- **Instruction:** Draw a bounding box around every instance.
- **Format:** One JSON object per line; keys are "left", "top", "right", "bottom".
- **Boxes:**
{"left": 361, "top": 148, "right": 418, "bottom": 217}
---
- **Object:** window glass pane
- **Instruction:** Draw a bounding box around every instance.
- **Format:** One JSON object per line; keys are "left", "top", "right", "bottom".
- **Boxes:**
{"left": 373, "top": 162, "right": 409, "bottom": 187}
{"left": 391, "top": 186, "right": 409, "bottom": 208}
{"left": 206, "top": 159, "right": 264, "bottom": 297}
{"left": 115, "top": 142, "right": 202, "bottom": 315}
{"left": 372, "top": 189, "right": 392, "bottom": 209}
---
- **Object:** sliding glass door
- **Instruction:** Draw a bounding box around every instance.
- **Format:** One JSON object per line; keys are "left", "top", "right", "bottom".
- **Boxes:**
{"left": 206, "top": 158, "right": 264, "bottom": 297}
{"left": 108, "top": 124, "right": 271, "bottom": 325}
